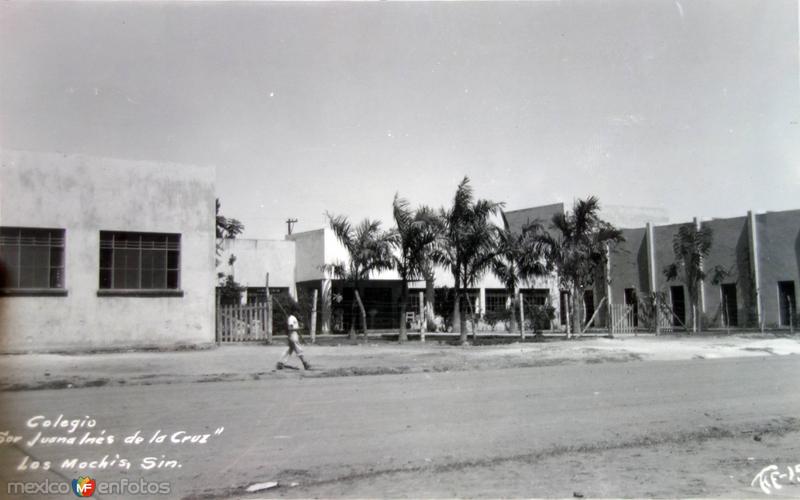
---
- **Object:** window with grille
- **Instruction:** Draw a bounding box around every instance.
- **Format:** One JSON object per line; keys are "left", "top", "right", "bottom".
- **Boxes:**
{"left": 484, "top": 290, "right": 508, "bottom": 313}
{"left": 99, "top": 231, "right": 180, "bottom": 290}
{"left": 0, "top": 227, "right": 65, "bottom": 289}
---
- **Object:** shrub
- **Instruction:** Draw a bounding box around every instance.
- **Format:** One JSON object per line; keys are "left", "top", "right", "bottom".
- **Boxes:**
{"left": 528, "top": 305, "right": 556, "bottom": 333}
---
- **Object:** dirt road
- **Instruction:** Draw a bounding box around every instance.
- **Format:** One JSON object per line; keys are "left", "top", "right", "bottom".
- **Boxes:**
{"left": 0, "top": 355, "right": 798, "bottom": 498}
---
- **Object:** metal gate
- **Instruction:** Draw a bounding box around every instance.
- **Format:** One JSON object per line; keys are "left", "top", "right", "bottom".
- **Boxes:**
{"left": 609, "top": 304, "right": 637, "bottom": 333}
{"left": 610, "top": 301, "right": 680, "bottom": 334}
{"left": 216, "top": 300, "right": 272, "bottom": 342}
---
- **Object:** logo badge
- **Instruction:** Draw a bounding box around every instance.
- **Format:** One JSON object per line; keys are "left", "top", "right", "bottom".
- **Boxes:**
{"left": 72, "top": 476, "right": 96, "bottom": 497}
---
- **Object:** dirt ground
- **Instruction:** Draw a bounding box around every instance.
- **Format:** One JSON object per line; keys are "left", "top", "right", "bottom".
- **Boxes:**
{"left": 1, "top": 334, "right": 799, "bottom": 391}
{"left": 265, "top": 426, "right": 800, "bottom": 499}
{"left": 1, "top": 353, "right": 798, "bottom": 499}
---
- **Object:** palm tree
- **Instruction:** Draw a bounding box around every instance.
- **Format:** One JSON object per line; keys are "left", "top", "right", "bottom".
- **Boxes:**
{"left": 415, "top": 205, "right": 445, "bottom": 328}
{"left": 492, "top": 218, "right": 549, "bottom": 337}
{"left": 663, "top": 224, "right": 716, "bottom": 333}
{"left": 326, "top": 213, "right": 395, "bottom": 340}
{"left": 390, "top": 194, "right": 440, "bottom": 342}
{"left": 436, "top": 177, "right": 503, "bottom": 343}
{"left": 533, "top": 197, "right": 624, "bottom": 338}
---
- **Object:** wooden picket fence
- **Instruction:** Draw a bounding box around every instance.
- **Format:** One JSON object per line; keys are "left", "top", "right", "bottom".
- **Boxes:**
{"left": 609, "top": 302, "right": 678, "bottom": 334}
{"left": 609, "top": 304, "right": 637, "bottom": 334}
{"left": 216, "top": 299, "right": 273, "bottom": 343}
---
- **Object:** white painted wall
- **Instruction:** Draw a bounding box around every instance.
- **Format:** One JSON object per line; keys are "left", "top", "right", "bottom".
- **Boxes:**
{"left": 218, "top": 238, "right": 295, "bottom": 289}
{"left": 288, "top": 229, "right": 327, "bottom": 282}
{"left": 0, "top": 150, "right": 216, "bottom": 352}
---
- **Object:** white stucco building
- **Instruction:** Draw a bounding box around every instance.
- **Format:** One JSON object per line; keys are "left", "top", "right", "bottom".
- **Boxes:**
{"left": 0, "top": 150, "right": 216, "bottom": 352}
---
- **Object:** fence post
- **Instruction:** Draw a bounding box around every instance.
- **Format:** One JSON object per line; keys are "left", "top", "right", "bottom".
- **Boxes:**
{"left": 419, "top": 291, "right": 425, "bottom": 342}
{"left": 223, "top": 304, "right": 229, "bottom": 342}
{"left": 472, "top": 294, "right": 479, "bottom": 342}
{"left": 265, "top": 272, "right": 272, "bottom": 344}
{"left": 519, "top": 292, "right": 526, "bottom": 340}
{"left": 310, "top": 289, "right": 318, "bottom": 344}
{"left": 215, "top": 288, "right": 221, "bottom": 345}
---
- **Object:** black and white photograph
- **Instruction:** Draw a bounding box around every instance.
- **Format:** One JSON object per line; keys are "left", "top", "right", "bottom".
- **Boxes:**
{"left": 0, "top": 0, "right": 799, "bottom": 498}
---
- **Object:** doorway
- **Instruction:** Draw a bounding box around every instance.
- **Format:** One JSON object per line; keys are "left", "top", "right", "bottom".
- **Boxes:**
{"left": 720, "top": 284, "right": 738, "bottom": 327}
{"left": 670, "top": 286, "right": 686, "bottom": 327}
{"left": 623, "top": 288, "right": 638, "bottom": 327}
{"left": 778, "top": 281, "right": 796, "bottom": 327}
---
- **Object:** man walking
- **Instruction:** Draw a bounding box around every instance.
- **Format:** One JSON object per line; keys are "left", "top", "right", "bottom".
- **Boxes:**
{"left": 276, "top": 313, "right": 311, "bottom": 370}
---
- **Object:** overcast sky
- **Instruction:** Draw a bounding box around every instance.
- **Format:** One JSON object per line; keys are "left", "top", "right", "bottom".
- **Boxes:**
{"left": 1, "top": 1, "right": 798, "bottom": 239}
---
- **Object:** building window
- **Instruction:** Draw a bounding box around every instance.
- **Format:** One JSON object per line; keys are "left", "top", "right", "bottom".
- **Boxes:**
{"left": 99, "top": 231, "right": 180, "bottom": 290}
{"left": 0, "top": 227, "right": 65, "bottom": 290}
{"left": 484, "top": 289, "right": 508, "bottom": 314}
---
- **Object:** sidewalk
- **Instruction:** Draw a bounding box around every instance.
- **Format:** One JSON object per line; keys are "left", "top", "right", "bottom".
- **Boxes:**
{"left": 0, "top": 334, "right": 798, "bottom": 391}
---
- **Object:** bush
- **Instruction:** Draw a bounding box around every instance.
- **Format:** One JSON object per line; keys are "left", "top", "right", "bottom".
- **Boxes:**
{"left": 217, "top": 274, "right": 244, "bottom": 305}
{"left": 528, "top": 305, "right": 555, "bottom": 333}
{"left": 483, "top": 309, "right": 507, "bottom": 331}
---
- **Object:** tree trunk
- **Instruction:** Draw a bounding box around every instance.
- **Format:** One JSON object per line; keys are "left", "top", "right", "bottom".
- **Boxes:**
{"left": 425, "top": 273, "right": 436, "bottom": 325}
{"left": 398, "top": 280, "right": 408, "bottom": 343}
{"left": 354, "top": 289, "right": 368, "bottom": 339}
{"left": 348, "top": 298, "right": 357, "bottom": 341}
{"left": 459, "top": 294, "right": 468, "bottom": 341}
{"left": 568, "top": 287, "right": 579, "bottom": 338}
{"left": 578, "top": 287, "right": 585, "bottom": 335}
{"left": 687, "top": 287, "right": 697, "bottom": 334}
{"left": 456, "top": 293, "right": 467, "bottom": 344}
{"left": 458, "top": 271, "right": 468, "bottom": 341}
{"left": 453, "top": 290, "right": 462, "bottom": 337}
{"left": 507, "top": 292, "right": 517, "bottom": 332}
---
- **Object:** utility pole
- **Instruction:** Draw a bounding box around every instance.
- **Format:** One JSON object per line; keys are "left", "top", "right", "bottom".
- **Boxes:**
{"left": 286, "top": 218, "right": 298, "bottom": 235}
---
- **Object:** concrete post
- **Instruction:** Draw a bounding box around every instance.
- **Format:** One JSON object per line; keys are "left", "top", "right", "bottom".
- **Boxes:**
{"left": 605, "top": 243, "right": 612, "bottom": 327}
{"left": 215, "top": 288, "right": 221, "bottom": 345}
{"left": 747, "top": 211, "right": 763, "bottom": 330}
{"left": 310, "top": 289, "right": 318, "bottom": 344}
{"left": 268, "top": 296, "right": 273, "bottom": 343}
{"left": 646, "top": 223, "right": 660, "bottom": 334}
{"left": 479, "top": 287, "right": 487, "bottom": 319}
{"left": 418, "top": 291, "right": 425, "bottom": 342}
{"left": 646, "top": 223, "right": 657, "bottom": 294}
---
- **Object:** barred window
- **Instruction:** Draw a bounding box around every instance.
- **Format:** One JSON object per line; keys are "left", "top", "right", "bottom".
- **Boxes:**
{"left": 0, "top": 227, "right": 65, "bottom": 289}
{"left": 99, "top": 232, "right": 180, "bottom": 290}
{"left": 484, "top": 290, "right": 508, "bottom": 313}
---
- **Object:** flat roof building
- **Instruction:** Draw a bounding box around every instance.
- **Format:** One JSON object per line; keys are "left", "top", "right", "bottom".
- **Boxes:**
{"left": 0, "top": 150, "right": 216, "bottom": 352}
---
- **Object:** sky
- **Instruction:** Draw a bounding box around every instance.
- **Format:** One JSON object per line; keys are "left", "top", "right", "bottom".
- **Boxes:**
{"left": 1, "top": 1, "right": 798, "bottom": 239}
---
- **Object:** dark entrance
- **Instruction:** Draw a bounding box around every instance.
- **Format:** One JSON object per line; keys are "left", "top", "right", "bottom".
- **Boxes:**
{"left": 670, "top": 286, "right": 686, "bottom": 327}
{"left": 720, "top": 284, "right": 738, "bottom": 327}
{"left": 624, "top": 288, "right": 638, "bottom": 327}
{"left": 778, "top": 281, "right": 796, "bottom": 327}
